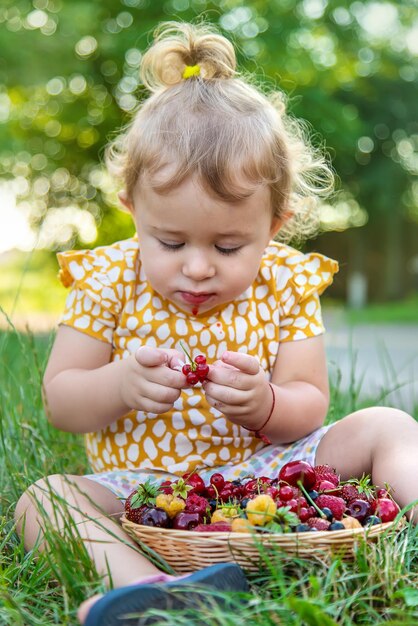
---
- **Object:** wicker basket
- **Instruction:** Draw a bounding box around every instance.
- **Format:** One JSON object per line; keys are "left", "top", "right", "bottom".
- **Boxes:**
{"left": 121, "top": 516, "right": 398, "bottom": 573}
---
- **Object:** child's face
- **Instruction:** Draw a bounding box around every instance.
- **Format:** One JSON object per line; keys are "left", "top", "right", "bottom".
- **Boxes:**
{"left": 123, "top": 174, "right": 281, "bottom": 316}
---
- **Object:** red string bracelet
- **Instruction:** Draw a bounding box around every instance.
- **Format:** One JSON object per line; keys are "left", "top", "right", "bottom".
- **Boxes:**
{"left": 246, "top": 382, "right": 275, "bottom": 445}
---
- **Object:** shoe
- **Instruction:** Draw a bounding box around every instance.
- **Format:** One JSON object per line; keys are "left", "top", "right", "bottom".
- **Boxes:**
{"left": 84, "top": 562, "right": 249, "bottom": 626}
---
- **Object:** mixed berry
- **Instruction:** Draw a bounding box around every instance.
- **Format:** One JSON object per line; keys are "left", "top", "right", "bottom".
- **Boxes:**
{"left": 124, "top": 460, "right": 401, "bottom": 533}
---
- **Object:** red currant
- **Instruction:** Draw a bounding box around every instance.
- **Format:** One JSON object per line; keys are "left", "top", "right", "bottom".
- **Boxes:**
{"left": 180, "top": 349, "right": 209, "bottom": 385}
{"left": 196, "top": 363, "right": 209, "bottom": 380}
{"left": 278, "top": 485, "right": 294, "bottom": 501}
{"left": 186, "top": 372, "right": 200, "bottom": 385}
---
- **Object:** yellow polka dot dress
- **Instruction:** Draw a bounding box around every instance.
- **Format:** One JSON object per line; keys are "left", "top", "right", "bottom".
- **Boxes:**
{"left": 57, "top": 237, "right": 338, "bottom": 476}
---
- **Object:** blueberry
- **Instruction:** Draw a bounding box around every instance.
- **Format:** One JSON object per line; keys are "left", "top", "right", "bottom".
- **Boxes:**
{"left": 364, "top": 515, "right": 382, "bottom": 526}
{"left": 308, "top": 490, "right": 319, "bottom": 500}
{"left": 295, "top": 523, "right": 310, "bottom": 532}
{"left": 241, "top": 498, "right": 250, "bottom": 509}
{"left": 321, "top": 507, "right": 333, "bottom": 521}
{"left": 329, "top": 521, "right": 345, "bottom": 531}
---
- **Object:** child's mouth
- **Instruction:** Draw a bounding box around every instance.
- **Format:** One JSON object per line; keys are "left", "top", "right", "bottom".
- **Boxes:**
{"left": 179, "top": 291, "right": 215, "bottom": 305}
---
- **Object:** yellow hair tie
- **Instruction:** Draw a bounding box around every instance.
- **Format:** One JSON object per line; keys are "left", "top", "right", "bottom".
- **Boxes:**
{"left": 182, "top": 64, "right": 201, "bottom": 79}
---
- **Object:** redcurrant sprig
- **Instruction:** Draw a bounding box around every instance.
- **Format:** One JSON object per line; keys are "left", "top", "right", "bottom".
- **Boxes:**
{"left": 180, "top": 342, "right": 209, "bottom": 386}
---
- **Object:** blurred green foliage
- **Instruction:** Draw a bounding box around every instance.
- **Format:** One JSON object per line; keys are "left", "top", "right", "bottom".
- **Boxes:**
{"left": 0, "top": 0, "right": 417, "bottom": 250}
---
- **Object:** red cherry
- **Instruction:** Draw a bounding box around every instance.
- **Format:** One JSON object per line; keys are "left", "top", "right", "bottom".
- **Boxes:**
{"left": 194, "top": 355, "right": 207, "bottom": 365}
{"left": 278, "top": 461, "right": 316, "bottom": 490}
{"left": 374, "top": 498, "right": 400, "bottom": 523}
{"left": 219, "top": 487, "right": 233, "bottom": 502}
{"left": 182, "top": 364, "right": 192, "bottom": 375}
{"left": 172, "top": 511, "right": 202, "bottom": 531}
{"left": 346, "top": 499, "right": 372, "bottom": 522}
{"left": 210, "top": 473, "right": 225, "bottom": 491}
{"left": 186, "top": 372, "right": 200, "bottom": 385}
{"left": 287, "top": 498, "right": 299, "bottom": 512}
{"left": 183, "top": 472, "right": 206, "bottom": 495}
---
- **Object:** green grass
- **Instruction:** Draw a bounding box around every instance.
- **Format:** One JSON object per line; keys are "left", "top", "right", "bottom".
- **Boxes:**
{"left": 1, "top": 321, "right": 417, "bottom": 625}
{"left": 323, "top": 295, "right": 418, "bottom": 325}
{"left": 0, "top": 250, "right": 67, "bottom": 318}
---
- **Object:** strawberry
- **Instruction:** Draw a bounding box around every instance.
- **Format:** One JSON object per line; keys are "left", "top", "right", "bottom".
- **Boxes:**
{"left": 340, "top": 484, "right": 362, "bottom": 503}
{"left": 315, "top": 495, "right": 346, "bottom": 520}
{"left": 125, "top": 479, "right": 160, "bottom": 523}
{"left": 306, "top": 517, "right": 331, "bottom": 531}
{"left": 313, "top": 464, "right": 340, "bottom": 487}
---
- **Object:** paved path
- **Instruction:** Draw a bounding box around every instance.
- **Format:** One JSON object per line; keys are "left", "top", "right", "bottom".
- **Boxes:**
{"left": 323, "top": 310, "right": 418, "bottom": 413}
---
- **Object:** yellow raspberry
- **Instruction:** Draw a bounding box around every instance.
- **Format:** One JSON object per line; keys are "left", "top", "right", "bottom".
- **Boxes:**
{"left": 230, "top": 518, "right": 254, "bottom": 533}
{"left": 211, "top": 506, "right": 239, "bottom": 524}
{"left": 340, "top": 516, "right": 362, "bottom": 529}
{"left": 155, "top": 494, "right": 185, "bottom": 519}
{"left": 245, "top": 495, "right": 277, "bottom": 526}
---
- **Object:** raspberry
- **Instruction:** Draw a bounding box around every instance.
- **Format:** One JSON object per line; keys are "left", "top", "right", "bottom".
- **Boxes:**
{"left": 185, "top": 494, "right": 210, "bottom": 517}
{"left": 315, "top": 495, "right": 346, "bottom": 520}
{"left": 306, "top": 517, "right": 331, "bottom": 531}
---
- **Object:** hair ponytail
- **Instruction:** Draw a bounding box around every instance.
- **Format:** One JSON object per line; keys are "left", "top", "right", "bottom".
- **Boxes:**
{"left": 140, "top": 22, "right": 236, "bottom": 92}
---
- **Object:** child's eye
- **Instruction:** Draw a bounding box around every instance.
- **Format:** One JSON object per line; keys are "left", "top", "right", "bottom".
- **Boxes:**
{"left": 215, "top": 245, "right": 242, "bottom": 255}
{"left": 158, "top": 240, "right": 184, "bottom": 251}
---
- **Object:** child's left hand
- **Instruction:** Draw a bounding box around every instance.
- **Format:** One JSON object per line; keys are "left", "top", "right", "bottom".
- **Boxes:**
{"left": 202, "top": 351, "right": 273, "bottom": 431}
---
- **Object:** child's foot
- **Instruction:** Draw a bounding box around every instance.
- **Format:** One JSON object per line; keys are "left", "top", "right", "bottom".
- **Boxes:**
{"left": 78, "top": 562, "right": 249, "bottom": 625}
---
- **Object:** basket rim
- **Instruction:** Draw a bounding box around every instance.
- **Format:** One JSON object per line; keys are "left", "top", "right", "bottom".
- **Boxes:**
{"left": 120, "top": 515, "right": 398, "bottom": 540}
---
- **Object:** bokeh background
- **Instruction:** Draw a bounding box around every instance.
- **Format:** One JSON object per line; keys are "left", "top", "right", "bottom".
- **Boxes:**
{"left": 0, "top": 0, "right": 417, "bottom": 328}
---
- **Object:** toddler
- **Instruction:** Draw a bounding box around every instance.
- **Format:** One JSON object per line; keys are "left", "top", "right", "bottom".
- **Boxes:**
{"left": 15, "top": 21, "right": 418, "bottom": 626}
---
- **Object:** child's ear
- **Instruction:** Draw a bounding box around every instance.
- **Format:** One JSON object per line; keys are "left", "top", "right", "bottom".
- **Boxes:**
{"left": 270, "top": 211, "right": 292, "bottom": 238}
{"left": 118, "top": 190, "right": 134, "bottom": 213}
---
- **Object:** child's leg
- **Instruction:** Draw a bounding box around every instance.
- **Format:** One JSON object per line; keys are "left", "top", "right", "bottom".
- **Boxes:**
{"left": 14, "top": 474, "right": 162, "bottom": 587}
{"left": 315, "top": 407, "right": 418, "bottom": 522}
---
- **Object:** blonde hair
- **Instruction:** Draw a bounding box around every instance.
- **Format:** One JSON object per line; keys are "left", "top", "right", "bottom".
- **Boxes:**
{"left": 106, "top": 21, "right": 333, "bottom": 242}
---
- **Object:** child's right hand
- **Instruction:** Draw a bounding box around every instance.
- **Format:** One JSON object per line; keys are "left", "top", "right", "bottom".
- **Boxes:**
{"left": 119, "top": 346, "right": 185, "bottom": 414}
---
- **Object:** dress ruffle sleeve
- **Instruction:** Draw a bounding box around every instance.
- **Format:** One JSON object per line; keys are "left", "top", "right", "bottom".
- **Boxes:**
{"left": 275, "top": 248, "right": 339, "bottom": 342}
{"left": 57, "top": 248, "right": 122, "bottom": 344}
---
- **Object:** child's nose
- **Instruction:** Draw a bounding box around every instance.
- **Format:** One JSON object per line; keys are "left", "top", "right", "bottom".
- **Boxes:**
{"left": 182, "top": 249, "right": 215, "bottom": 280}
